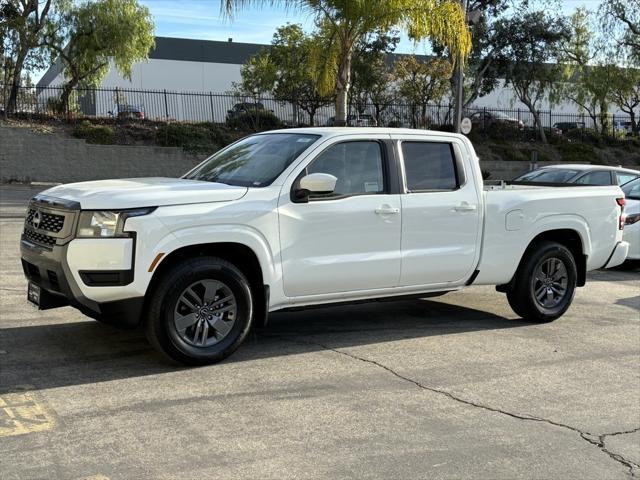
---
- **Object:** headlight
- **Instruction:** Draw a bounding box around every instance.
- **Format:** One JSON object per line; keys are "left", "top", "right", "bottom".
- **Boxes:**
{"left": 76, "top": 208, "right": 156, "bottom": 238}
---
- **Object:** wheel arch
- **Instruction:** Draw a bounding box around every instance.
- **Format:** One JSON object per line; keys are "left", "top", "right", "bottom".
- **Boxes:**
{"left": 498, "top": 228, "right": 587, "bottom": 291}
{"left": 146, "top": 242, "right": 269, "bottom": 327}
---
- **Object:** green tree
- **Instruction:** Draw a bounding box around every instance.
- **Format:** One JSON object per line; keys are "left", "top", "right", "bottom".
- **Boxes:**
{"left": 609, "top": 67, "right": 640, "bottom": 134}
{"left": 1, "top": 2, "right": 20, "bottom": 103}
{"left": 599, "top": 0, "right": 640, "bottom": 64}
{"left": 2, "top": 0, "right": 58, "bottom": 116}
{"left": 224, "top": 0, "right": 471, "bottom": 126}
{"left": 235, "top": 25, "right": 334, "bottom": 126}
{"left": 364, "top": 56, "right": 397, "bottom": 126}
{"left": 349, "top": 30, "right": 399, "bottom": 123}
{"left": 559, "top": 9, "right": 617, "bottom": 135}
{"left": 265, "top": 24, "right": 334, "bottom": 126}
{"left": 461, "top": 0, "right": 509, "bottom": 108}
{"left": 230, "top": 53, "right": 277, "bottom": 129}
{"left": 232, "top": 53, "right": 276, "bottom": 99}
{"left": 43, "top": 0, "right": 154, "bottom": 115}
{"left": 493, "top": 8, "right": 569, "bottom": 143}
{"left": 394, "top": 55, "right": 452, "bottom": 128}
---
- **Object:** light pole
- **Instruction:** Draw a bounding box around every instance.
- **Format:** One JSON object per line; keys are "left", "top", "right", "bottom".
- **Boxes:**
{"left": 454, "top": 0, "right": 469, "bottom": 134}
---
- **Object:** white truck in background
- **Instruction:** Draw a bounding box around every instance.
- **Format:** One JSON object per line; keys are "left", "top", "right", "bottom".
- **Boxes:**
{"left": 20, "top": 128, "right": 629, "bottom": 364}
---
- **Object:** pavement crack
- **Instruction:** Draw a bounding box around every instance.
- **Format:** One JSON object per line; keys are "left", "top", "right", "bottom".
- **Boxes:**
{"left": 262, "top": 332, "right": 640, "bottom": 478}
{"left": 602, "top": 427, "right": 640, "bottom": 438}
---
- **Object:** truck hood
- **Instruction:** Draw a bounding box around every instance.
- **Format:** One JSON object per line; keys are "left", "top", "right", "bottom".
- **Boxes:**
{"left": 42, "top": 178, "right": 248, "bottom": 210}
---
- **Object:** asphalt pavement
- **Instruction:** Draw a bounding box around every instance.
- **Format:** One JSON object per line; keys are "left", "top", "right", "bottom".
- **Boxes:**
{"left": 0, "top": 184, "right": 638, "bottom": 479}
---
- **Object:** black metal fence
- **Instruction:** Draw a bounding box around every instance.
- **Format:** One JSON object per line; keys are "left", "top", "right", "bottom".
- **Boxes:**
{"left": 1, "top": 84, "right": 637, "bottom": 138}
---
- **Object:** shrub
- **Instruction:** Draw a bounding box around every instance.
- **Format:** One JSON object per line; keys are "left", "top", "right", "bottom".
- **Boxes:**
{"left": 491, "top": 144, "right": 528, "bottom": 161}
{"left": 486, "top": 122, "right": 523, "bottom": 142}
{"left": 72, "top": 121, "right": 115, "bottom": 144}
{"left": 45, "top": 96, "right": 80, "bottom": 115}
{"left": 227, "top": 110, "right": 282, "bottom": 131}
{"left": 432, "top": 124, "right": 455, "bottom": 133}
{"left": 544, "top": 129, "right": 565, "bottom": 145}
{"left": 565, "top": 128, "right": 604, "bottom": 147}
{"left": 155, "top": 123, "right": 227, "bottom": 153}
{"left": 556, "top": 142, "right": 599, "bottom": 164}
{"left": 202, "top": 123, "right": 236, "bottom": 147}
{"left": 521, "top": 147, "right": 552, "bottom": 163}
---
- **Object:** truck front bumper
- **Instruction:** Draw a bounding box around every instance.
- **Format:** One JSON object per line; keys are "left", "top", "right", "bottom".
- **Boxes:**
{"left": 20, "top": 239, "right": 144, "bottom": 328}
{"left": 603, "top": 241, "right": 630, "bottom": 269}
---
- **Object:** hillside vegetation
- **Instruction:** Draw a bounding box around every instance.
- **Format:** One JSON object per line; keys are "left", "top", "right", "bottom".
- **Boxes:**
{"left": 2, "top": 117, "right": 639, "bottom": 168}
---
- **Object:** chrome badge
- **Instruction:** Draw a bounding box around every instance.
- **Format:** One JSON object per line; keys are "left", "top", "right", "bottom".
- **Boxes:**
{"left": 32, "top": 210, "right": 42, "bottom": 229}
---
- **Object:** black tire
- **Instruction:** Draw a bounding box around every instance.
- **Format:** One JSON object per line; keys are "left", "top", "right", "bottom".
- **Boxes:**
{"left": 506, "top": 241, "right": 577, "bottom": 322}
{"left": 144, "top": 256, "right": 253, "bottom": 365}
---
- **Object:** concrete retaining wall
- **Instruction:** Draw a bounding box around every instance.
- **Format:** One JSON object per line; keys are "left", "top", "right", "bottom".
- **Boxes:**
{"left": 0, "top": 126, "right": 205, "bottom": 183}
{"left": 0, "top": 125, "right": 629, "bottom": 184}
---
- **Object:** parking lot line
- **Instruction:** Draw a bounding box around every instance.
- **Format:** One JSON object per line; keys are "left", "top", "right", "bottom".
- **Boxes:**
{"left": 0, "top": 386, "right": 55, "bottom": 437}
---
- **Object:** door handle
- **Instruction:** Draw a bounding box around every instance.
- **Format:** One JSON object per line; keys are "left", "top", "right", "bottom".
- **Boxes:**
{"left": 375, "top": 205, "right": 400, "bottom": 215}
{"left": 453, "top": 202, "right": 477, "bottom": 212}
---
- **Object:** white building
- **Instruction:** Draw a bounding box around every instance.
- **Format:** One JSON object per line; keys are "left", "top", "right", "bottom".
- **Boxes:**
{"left": 36, "top": 36, "right": 627, "bottom": 125}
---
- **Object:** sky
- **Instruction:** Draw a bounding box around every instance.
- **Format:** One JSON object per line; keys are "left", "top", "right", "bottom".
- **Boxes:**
{"left": 138, "top": 0, "right": 606, "bottom": 54}
{"left": 33, "top": 0, "right": 605, "bottom": 82}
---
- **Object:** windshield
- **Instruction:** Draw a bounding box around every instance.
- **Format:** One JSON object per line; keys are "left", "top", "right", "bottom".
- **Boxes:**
{"left": 516, "top": 169, "right": 579, "bottom": 183}
{"left": 622, "top": 178, "right": 640, "bottom": 200}
{"left": 184, "top": 133, "right": 320, "bottom": 187}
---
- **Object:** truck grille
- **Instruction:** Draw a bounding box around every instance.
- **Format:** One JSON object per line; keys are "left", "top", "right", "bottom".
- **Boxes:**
{"left": 26, "top": 209, "right": 65, "bottom": 233}
{"left": 23, "top": 228, "right": 56, "bottom": 247}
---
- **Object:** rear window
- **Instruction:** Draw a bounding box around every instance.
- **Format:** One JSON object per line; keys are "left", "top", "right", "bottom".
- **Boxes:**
{"left": 622, "top": 178, "right": 640, "bottom": 200}
{"left": 575, "top": 171, "right": 612, "bottom": 185}
{"left": 516, "top": 169, "right": 579, "bottom": 183}
{"left": 617, "top": 172, "right": 639, "bottom": 186}
{"left": 402, "top": 142, "right": 458, "bottom": 191}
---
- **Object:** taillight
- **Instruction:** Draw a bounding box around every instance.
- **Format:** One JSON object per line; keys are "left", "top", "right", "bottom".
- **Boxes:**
{"left": 617, "top": 197, "right": 625, "bottom": 230}
{"left": 626, "top": 213, "right": 640, "bottom": 226}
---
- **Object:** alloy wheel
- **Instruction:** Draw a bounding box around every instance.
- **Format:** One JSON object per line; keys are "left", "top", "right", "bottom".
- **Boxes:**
{"left": 173, "top": 279, "right": 237, "bottom": 347}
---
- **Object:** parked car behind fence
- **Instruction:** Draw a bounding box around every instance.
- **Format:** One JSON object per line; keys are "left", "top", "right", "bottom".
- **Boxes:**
{"left": 553, "top": 121, "right": 586, "bottom": 134}
{"left": 108, "top": 105, "right": 145, "bottom": 119}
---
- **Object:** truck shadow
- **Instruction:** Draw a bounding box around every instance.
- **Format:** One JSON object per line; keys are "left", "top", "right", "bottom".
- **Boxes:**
{"left": 0, "top": 298, "right": 529, "bottom": 391}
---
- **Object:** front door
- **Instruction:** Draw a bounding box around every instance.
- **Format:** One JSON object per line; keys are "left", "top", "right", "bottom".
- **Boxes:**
{"left": 278, "top": 138, "right": 401, "bottom": 298}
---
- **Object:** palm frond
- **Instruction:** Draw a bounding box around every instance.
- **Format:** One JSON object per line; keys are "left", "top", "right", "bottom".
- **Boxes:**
{"left": 221, "top": 0, "right": 303, "bottom": 19}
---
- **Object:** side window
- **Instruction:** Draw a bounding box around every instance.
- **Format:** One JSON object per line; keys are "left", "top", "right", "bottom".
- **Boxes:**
{"left": 306, "top": 141, "right": 385, "bottom": 198}
{"left": 402, "top": 142, "right": 458, "bottom": 191}
{"left": 617, "top": 173, "right": 638, "bottom": 186}
{"left": 575, "top": 171, "right": 612, "bottom": 185}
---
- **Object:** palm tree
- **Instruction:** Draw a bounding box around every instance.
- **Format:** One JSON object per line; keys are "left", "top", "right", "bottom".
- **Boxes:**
{"left": 223, "top": 0, "right": 471, "bottom": 126}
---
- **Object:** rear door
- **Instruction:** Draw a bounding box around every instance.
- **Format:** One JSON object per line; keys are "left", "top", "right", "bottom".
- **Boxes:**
{"left": 393, "top": 135, "right": 482, "bottom": 286}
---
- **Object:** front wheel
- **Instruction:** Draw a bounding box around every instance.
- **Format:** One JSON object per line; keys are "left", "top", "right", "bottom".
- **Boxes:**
{"left": 506, "top": 241, "right": 577, "bottom": 322}
{"left": 144, "top": 257, "right": 254, "bottom": 365}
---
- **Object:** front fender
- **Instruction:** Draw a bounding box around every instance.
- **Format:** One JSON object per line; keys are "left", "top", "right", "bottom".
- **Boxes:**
{"left": 152, "top": 224, "right": 279, "bottom": 287}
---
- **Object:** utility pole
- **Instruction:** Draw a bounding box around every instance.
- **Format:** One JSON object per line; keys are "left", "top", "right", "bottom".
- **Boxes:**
{"left": 454, "top": 0, "right": 468, "bottom": 133}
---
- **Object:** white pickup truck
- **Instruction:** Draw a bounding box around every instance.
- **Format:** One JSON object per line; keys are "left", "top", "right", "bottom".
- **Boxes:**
{"left": 20, "top": 128, "right": 629, "bottom": 364}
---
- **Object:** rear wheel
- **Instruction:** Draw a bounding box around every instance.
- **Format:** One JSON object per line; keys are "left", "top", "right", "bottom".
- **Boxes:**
{"left": 506, "top": 241, "right": 577, "bottom": 322}
{"left": 145, "top": 256, "right": 253, "bottom": 365}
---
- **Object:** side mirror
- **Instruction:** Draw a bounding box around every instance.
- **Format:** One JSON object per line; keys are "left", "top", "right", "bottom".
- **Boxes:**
{"left": 294, "top": 173, "right": 337, "bottom": 201}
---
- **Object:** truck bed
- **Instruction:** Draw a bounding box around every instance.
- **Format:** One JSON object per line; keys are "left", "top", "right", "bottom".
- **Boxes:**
{"left": 474, "top": 184, "right": 624, "bottom": 285}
